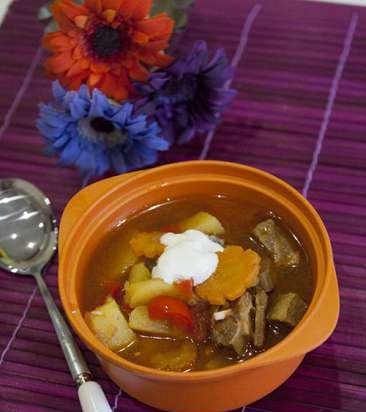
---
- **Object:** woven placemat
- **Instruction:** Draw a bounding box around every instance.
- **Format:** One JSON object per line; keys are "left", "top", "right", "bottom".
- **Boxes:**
{"left": 0, "top": 0, "right": 365, "bottom": 411}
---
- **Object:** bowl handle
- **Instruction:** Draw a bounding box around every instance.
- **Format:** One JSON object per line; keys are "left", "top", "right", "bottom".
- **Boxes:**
{"left": 259, "top": 264, "right": 339, "bottom": 366}
{"left": 59, "top": 173, "right": 139, "bottom": 253}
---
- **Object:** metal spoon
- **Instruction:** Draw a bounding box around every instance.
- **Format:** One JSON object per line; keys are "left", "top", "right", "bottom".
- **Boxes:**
{"left": 0, "top": 178, "right": 113, "bottom": 412}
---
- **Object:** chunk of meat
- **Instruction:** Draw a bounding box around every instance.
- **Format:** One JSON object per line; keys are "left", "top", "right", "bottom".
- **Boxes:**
{"left": 258, "top": 257, "right": 274, "bottom": 292}
{"left": 253, "top": 219, "right": 300, "bottom": 267}
{"left": 267, "top": 292, "right": 307, "bottom": 327}
{"left": 212, "top": 292, "right": 254, "bottom": 355}
{"left": 196, "top": 246, "right": 261, "bottom": 305}
{"left": 190, "top": 301, "right": 211, "bottom": 343}
{"left": 237, "top": 292, "right": 254, "bottom": 336}
{"left": 253, "top": 289, "right": 268, "bottom": 348}
{"left": 212, "top": 316, "right": 246, "bottom": 355}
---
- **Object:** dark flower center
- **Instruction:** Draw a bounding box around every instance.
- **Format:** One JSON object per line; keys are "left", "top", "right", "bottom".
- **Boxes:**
{"left": 91, "top": 26, "right": 122, "bottom": 58}
{"left": 162, "top": 74, "right": 198, "bottom": 103}
{"left": 91, "top": 117, "right": 115, "bottom": 133}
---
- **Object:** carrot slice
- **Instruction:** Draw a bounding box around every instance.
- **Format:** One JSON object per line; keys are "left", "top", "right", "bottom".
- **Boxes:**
{"left": 130, "top": 231, "right": 165, "bottom": 258}
{"left": 195, "top": 246, "right": 261, "bottom": 305}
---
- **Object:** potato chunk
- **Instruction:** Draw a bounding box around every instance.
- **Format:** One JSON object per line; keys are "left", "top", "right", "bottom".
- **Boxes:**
{"left": 196, "top": 246, "right": 261, "bottom": 305}
{"left": 267, "top": 292, "right": 307, "bottom": 327}
{"left": 129, "top": 306, "right": 173, "bottom": 335}
{"left": 125, "top": 279, "right": 181, "bottom": 308}
{"left": 179, "top": 212, "right": 224, "bottom": 235}
{"left": 129, "top": 262, "right": 151, "bottom": 283}
{"left": 85, "top": 297, "right": 135, "bottom": 350}
{"left": 130, "top": 231, "right": 165, "bottom": 258}
{"left": 149, "top": 339, "right": 197, "bottom": 372}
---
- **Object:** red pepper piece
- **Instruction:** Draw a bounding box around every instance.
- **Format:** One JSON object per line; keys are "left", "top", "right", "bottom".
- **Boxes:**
{"left": 175, "top": 279, "right": 193, "bottom": 299}
{"left": 148, "top": 295, "right": 193, "bottom": 331}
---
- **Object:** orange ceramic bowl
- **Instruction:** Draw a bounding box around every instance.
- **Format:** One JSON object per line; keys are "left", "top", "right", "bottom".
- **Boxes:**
{"left": 59, "top": 161, "right": 339, "bottom": 412}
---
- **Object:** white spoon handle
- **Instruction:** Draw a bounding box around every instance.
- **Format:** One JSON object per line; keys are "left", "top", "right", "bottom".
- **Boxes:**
{"left": 34, "top": 273, "right": 113, "bottom": 412}
{"left": 78, "top": 381, "right": 113, "bottom": 412}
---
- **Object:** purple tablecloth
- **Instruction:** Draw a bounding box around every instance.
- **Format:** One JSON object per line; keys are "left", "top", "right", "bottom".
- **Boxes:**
{"left": 0, "top": 0, "right": 365, "bottom": 411}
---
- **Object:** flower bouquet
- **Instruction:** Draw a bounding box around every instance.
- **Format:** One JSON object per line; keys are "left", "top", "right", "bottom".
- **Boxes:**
{"left": 37, "top": 0, "right": 236, "bottom": 183}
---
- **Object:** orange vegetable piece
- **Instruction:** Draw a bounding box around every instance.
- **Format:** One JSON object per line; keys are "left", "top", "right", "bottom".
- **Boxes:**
{"left": 196, "top": 246, "right": 261, "bottom": 305}
{"left": 175, "top": 279, "right": 193, "bottom": 299}
{"left": 130, "top": 231, "right": 165, "bottom": 258}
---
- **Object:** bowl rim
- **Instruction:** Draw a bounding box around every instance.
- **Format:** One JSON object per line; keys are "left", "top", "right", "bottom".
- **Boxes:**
{"left": 59, "top": 160, "right": 338, "bottom": 381}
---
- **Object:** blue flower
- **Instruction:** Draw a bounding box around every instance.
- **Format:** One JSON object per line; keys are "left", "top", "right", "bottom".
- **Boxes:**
{"left": 136, "top": 41, "right": 236, "bottom": 144}
{"left": 37, "top": 81, "right": 170, "bottom": 181}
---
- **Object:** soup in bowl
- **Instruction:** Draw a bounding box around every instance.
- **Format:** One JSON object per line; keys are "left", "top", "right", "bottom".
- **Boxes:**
{"left": 81, "top": 197, "right": 313, "bottom": 372}
{"left": 59, "top": 161, "right": 339, "bottom": 412}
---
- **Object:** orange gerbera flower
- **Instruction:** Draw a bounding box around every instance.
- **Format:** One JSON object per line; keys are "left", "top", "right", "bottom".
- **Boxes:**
{"left": 43, "top": 0, "right": 174, "bottom": 101}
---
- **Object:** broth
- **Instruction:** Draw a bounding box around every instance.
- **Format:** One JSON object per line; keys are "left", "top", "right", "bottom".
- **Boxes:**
{"left": 81, "top": 195, "right": 313, "bottom": 371}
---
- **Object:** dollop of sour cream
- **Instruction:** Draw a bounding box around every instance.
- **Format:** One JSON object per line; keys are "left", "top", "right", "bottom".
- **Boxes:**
{"left": 152, "top": 229, "right": 224, "bottom": 286}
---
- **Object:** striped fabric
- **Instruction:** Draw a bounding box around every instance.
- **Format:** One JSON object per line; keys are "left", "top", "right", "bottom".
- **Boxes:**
{"left": 0, "top": 0, "right": 365, "bottom": 411}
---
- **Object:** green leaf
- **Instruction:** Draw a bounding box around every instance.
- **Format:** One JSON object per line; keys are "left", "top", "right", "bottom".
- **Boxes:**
{"left": 172, "top": 9, "right": 188, "bottom": 29}
{"left": 38, "top": 0, "right": 84, "bottom": 21}
{"left": 45, "top": 19, "right": 59, "bottom": 33}
{"left": 173, "top": 0, "right": 195, "bottom": 9}
{"left": 37, "top": 3, "right": 53, "bottom": 21}
{"left": 152, "top": 0, "right": 193, "bottom": 29}
{"left": 38, "top": 0, "right": 194, "bottom": 33}
{"left": 151, "top": 0, "right": 174, "bottom": 16}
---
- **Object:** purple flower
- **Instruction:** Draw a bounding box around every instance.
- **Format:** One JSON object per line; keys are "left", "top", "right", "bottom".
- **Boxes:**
{"left": 136, "top": 41, "right": 236, "bottom": 144}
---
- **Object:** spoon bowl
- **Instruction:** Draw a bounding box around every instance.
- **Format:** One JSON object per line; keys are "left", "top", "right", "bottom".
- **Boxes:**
{"left": 0, "top": 178, "right": 112, "bottom": 412}
{"left": 0, "top": 178, "right": 57, "bottom": 275}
